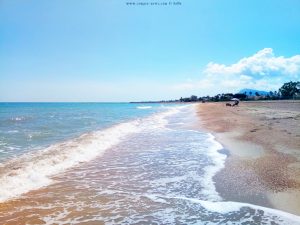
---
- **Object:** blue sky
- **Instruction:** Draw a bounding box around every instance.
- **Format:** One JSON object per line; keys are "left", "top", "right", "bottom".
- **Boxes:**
{"left": 1, "top": 0, "right": 300, "bottom": 102}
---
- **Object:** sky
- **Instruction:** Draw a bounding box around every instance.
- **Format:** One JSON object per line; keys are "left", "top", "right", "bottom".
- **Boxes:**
{"left": 0, "top": 0, "right": 300, "bottom": 102}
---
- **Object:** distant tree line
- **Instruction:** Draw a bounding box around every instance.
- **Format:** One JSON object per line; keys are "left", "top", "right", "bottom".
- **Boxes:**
{"left": 179, "top": 81, "right": 300, "bottom": 102}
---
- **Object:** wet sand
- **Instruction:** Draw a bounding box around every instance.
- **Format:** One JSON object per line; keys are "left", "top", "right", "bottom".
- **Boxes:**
{"left": 196, "top": 100, "right": 300, "bottom": 215}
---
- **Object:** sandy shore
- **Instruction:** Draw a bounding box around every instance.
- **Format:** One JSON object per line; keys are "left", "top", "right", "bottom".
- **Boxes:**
{"left": 196, "top": 100, "right": 300, "bottom": 215}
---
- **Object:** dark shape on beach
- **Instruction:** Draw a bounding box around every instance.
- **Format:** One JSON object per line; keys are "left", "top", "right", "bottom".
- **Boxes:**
{"left": 232, "top": 101, "right": 239, "bottom": 107}
{"left": 230, "top": 98, "right": 240, "bottom": 106}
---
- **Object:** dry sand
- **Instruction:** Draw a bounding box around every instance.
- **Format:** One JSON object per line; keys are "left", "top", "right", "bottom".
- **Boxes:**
{"left": 196, "top": 100, "right": 300, "bottom": 215}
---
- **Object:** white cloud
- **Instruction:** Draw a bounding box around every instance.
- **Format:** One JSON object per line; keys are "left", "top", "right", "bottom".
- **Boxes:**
{"left": 172, "top": 48, "right": 300, "bottom": 95}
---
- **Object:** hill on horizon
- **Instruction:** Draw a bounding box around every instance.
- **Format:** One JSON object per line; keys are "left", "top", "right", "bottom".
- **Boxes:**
{"left": 239, "top": 88, "right": 270, "bottom": 96}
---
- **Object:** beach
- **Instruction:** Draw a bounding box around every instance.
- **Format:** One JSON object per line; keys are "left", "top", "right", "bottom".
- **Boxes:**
{"left": 1, "top": 103, "right": 300, "bottom": 224}
{"left": 197, "top": 100, "right": 300, "bottom": 215}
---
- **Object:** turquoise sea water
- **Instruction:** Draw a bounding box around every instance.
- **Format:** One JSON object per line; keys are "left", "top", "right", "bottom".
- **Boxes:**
{"left": 0, "top": 103, "right": 168, "bottom": 161}
{"left": 0, "top": 103, "right": 299, "bottom": 224}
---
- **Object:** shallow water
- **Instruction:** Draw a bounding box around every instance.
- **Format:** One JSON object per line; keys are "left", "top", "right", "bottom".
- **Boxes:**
{"left": 0, "top": 103, "right": 299, "bottom": 224}
{"left": 0, "top": 103, "right": 166, "bottom": 162}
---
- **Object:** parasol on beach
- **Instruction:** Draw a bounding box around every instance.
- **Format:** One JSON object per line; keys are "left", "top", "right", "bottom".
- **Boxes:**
{"left": 231, "top": 98, "right": 240, "bottom": 101}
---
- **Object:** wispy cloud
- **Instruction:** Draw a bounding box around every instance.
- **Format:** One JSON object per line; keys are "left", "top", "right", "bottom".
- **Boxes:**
{"left": 172, "top": 48, "right": 300, "bottom": 95}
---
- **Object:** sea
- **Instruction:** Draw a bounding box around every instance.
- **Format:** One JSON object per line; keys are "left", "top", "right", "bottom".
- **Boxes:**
{"left": 0, "top": 102, "right": 299, "bottom": 224}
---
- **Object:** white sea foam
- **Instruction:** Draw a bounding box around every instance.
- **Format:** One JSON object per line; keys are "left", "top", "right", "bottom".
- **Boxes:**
{"left": 144, "top": 194, "right": 168, "bottom": 204}
{"left": 173, "top": 197, "right": 300, "bottom": 225}
{"left": 136, "top": 106, "right": 152, "bottom": 109}
{"left": 141, "top": 193, "right": 300, "bottom": 224}
{"left": 200, "top": 133, "right": 226, "bottom": 201}
{"left": 11, "top": 116, "right": 25, "bottom": 121}
{"left": 149, "top": 130, "right": 226, "bottom": 201}
{"left": 0, "top": 107, "right": 181, "bottom": 202}
{"left": 7, "top": 130, "right": 19, "bottom": 133}
{"left": 0, "top": 123, "right": 138, "bottom": 202}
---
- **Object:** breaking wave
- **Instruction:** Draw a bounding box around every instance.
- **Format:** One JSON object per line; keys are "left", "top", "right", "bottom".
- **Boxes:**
{"left": 0, "top": 107, "right": 180, "bottom": 202}
{"left": 136, "top": 106, "right": 152, "bottom": 109}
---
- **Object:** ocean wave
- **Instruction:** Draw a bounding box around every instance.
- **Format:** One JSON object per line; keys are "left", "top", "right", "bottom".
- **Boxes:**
{"left": 136, "top": 106, "right": 152, "bottom": 109}
{"left": 200, "top": 133, "right": 226, "bottom": 201}
{"left": 0, "top": 107, "right": 180, "bottom": 202}
{"left": 173, "top": 197, "right": 300, "bottom": 225}
{"left": 10, "top": 116, "right": 29, "bottom": 122}
{"left": 7, "top": 130, "right": 19, "bottom": 133}
{"left": 140, "top": 194, "right": 300, "bottom": 224}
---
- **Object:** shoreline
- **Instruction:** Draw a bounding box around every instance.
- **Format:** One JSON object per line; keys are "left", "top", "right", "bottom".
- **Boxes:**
{"left": 196, "top": 100, "right": 300, "bottom": 215}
